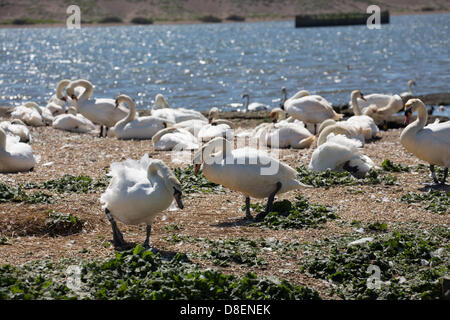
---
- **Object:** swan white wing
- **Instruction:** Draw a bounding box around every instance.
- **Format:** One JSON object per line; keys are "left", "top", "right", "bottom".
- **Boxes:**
{"left": 285, "top": 97, "right": 338, "bottom": 123}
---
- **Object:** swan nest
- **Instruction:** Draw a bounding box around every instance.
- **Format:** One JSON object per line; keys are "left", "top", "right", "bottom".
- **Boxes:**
{"left": 0, "top": 114, "right": 448, "bottom": 299}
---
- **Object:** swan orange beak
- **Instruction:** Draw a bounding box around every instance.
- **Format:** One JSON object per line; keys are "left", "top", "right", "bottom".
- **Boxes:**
{"left": 360, "top": 94, "right": 367, "bottom": 101}
{"left": 194, "top": 163, "right": 201, "bottom": 175}
{"left": 71, "top": 94, "right": 78, "bottom": 101}
{"left": 61, "top": 96, "right": 67, "bottom": 102}
{"left": 404, "top": 107, "right": 412, "bottom": 125}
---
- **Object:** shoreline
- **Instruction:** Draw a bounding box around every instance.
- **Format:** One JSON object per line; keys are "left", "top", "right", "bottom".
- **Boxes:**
{"left": 0, "top": 10, "right": 448, "bottom": 30}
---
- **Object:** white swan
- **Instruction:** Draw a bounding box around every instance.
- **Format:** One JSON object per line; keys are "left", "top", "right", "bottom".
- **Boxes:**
{"left": 10, "top": 102, "right": 48, "bottom": 127}
{"left": 196, "top": 108, "right": 235, "bottom": 143}
{"left": 281, "top": 90, "right": 343, "bottom": 133}
{"left": 65, "top": 79, "right": 129, "bottom": 137}
{"left": 152, "top": 127, "right": 199, "bottom": 151}
{"left": 52, "top": 107, "right": 96, "bottom": 133}
{"left": 112, "top": 94, "right": 172, "bottom": 140}
{"left": 151, "top": 94, "right": 207, "bottom": 123}
{"left": 362, "top": 94, "right": 404, "bottom": 125}
{"left": 0, "top": 119, "right": 31, "bottom": 143}
{"left": 242, "top": 93, "right": 269, "bottom": 112}
{"left": 193, "top": 137, "right": 310, "bottom": 220}
{"left": 46, "top": 79, "right": 70, "bottom": 116}
{"left": 346, "top": 90, "right": 380, "bottom": 139}
{"left": 401, "top": 99, "right": 450, "bottom": 185}
{"left": 100, "top": 155, "right": 184, "bottom": 250}
{"left": 308, "top": 132, "right": 375, "bottom": 178}
{"left": 317, "top": 121, "right": 365, "bottom": 146}
{"left": 400, "top": 80, "right": 417, "bottom": 99}
{"left": 173, "top": 119, "right": 208, "bottom": 137}
{"left": 0, "top": 127, "right": 36, "bottom": 173}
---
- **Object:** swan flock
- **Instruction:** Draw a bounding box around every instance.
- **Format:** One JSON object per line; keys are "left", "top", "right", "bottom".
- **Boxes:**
{"left": 1, "top": 77, "right": 448, "bottom": 251}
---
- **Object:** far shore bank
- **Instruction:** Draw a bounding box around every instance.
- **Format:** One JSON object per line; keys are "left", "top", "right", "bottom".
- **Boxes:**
{"left": 0, "top": 10, "right": 448, "bottom": 30}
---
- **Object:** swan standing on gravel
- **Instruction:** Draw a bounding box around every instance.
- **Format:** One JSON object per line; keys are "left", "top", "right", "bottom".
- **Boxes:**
{"left": 0, "top": 127, "right": 36, "bottom": 173}
{"left": 242, "top": 93, "right": 269, "bottom": 112}
{"left": 0, "top": 119, "right": 31, "bottom": 143}
{"left": 193, "top": 137, "right": 310, "bottom": 220}
{"left": 100, "top": 155, "right": 184, "bottom": 250}
{"left": 112, "top": 94, "right": 172, "bottom": 140}
{"left": 401, "top": 99, "right": 450, "bottom": 185}
{"left": 65, "top": 79, "right": 128, "bottom": 137}
{"left": 152, "top": 127, "right": 199, "bottom": 151}
{"left": 281, "top": 89, "right": 343, "bottom": 134}
{"left": 308, "top": 131, "right": 375, "bottom": 178}
{"left": 151, "top": 94, "right": 207, "bottom": 123}
{"left": 52, "top": 107, "right": 96, "bottom": 133}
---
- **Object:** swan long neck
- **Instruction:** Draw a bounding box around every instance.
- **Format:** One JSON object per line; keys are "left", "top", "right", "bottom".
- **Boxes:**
{"left": 317, "top": 125, "right": 352, "bottom": 146}
{"left": 71, "top": 80, "right": 93, "bottom": 101}
{"left": 408, "top": 80, "right": 414, "bottom": 93}
{"left": 24, "top": 102, "right": 42, "bottom": 115}
{"left": 197, "top": 138, "right": 233, "bottom": 164}
{"left": 351, "top": 92, "right": 363, "bottom": 116}
{"left": 116, "top": 96, "right": 136, "bottom": 126}
{"left": 405, "top": 102, "right": 428, "bottom": 135}
{"left": 152, "top": 127, "right": 178, "bottom": 145}
{"left": 56, "top": 79, "right": 70, "bottom": 99}
{"left": 0, "top": 128, "right": 6, "bottom": 149}
{"left": 243, "top": 95, "right": 250, "bottom": 111}
{"left": 147, "top": 159, "right": 180, "bottom": 192}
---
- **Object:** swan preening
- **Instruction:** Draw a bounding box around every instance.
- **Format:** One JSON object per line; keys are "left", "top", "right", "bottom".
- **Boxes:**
{"left": 193, "top": 137, "right": 310, "bottom": 220}
{"left": 52, "top": 107, "right": 96, "bottom": 133}
{"left": 11, "top": 102, "right": 51, "bottom": 127}
{"left": 152, "top": 127, "right": 199, "bottom": 151}
{"left": 100, "top": 155, "right": 183, "bottom": 250}
{"left": 401, "top": 99, "right": 449, "bottom": 185}
{"left": 0, "top": 127, "right": 36, "bottom": 173}
{"left": 66, "top": 79, "right": 129, "bottom": 137}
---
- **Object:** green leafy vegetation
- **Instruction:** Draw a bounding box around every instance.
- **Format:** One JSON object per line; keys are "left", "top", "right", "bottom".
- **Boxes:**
{"left": 381, "top": 159, "right": 410, "bottom": 172}
{"left": 23, "top": 175, "right": 110, "bottom": 194}
{"left": 401, "top": 190, "right": 449, "bottom": 214}
{"left": 296, "top": 165, "right": 397, "bottom": 187}
{"left": 173, "top": 166, "right": 223, "bottom": 194}
{"left": 0, "top": 183, "right": 53, "bottom": 204}
{"left": 45, "top": 211, "right": 83, "bottom": 236}
{"left": 202, "top": 238, "right": 266, "bottom": 267}
{"left": 300, "top": 225, "right": 449, "bottom": 299}
{"left": 0, "top": 246, "right": 320, "bottom": 300}
{"left": 248, "top": 195, "right": 336, "bottom": 230}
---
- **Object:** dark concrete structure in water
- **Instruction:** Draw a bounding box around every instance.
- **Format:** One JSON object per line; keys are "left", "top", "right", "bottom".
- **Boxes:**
{"left": 295, "top": 11, "right": 390, "bottom": 28}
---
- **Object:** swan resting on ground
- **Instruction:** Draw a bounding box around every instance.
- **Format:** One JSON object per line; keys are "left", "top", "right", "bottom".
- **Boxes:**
{"left": 112, "top": 94, "right": 172, "bottom": 140}
{"left": 193, "top": 137, "right": 311, "bottom": 220}
{"left": 52, "top": 107, "right": 96, "bottom": 133}
{"left": 0, "top": 127, "right": 36, "bottom": 173}
{"left": 0, "top": 119, "right": 31, "bottom": 143}
{"left": 242, "top": 93, "right": 269, "bottom": 112}
{"left": 308, "top": 130, "right": 376, "bottom": 178}
{"left": 10, "top": 102, "right": 47, "bottom": 127}
{"left": 152, "top": 127, "right": 199, "bottom": 151}
{"left": 401, "top": 98, "right": 450, "bottom": 185}
{"left": 100, "top": 155, "right": 184, "bottom": 250}
{"left": 151, "top": 94, "right": 207, "bottom": 123}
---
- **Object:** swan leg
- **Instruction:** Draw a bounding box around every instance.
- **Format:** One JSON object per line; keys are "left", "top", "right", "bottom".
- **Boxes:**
{"left": 105, "top": 127, "right": 109, "bottom": 137}
{"left": 105, "top": 208, "right": 126, "bottom": 248}
{"left": 99, "top": 125, "right": 104, "bottom": 138}
{"left": 430, "top": 165, "right": 439, "bottom": 184}
{"left": 245, "top": 196, "right": 252, "bottom": 220}
{"left": 255, "top": 182, "right": 282, "bottom": 221}
{"left": 441, "top": 168, "right": 448, "bottom": 185}
{"left": 143, "top": 224, "right": 158, "bottom": 253}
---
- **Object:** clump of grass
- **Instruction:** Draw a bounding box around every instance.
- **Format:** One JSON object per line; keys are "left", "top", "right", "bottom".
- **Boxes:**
{"left": 130, "top": 17, "right": 153, "bottom": 25}
{"left": 173, "top": 166, "right": 223, "bottom": 194}
{"left": 401, "top": 190, "right": 449, "bottom": 214}
{"left": 45, "top": 211, "right": 83, "bottom": 236}
{"left": 24, "top": 175, "right": 110, "bottom": 194}
{"left": 248, "top": 195, "right": 336, "bottom": 230}
{"left": 198, "top": 15, "right": 222, "bottom": 23}
{"left": 202, "top": 238, "right": 266, "bottom": 267}
{"left": 0, "top": 245, "right": 320, "bottom": 300}
{"left": 300, "top": 225, "right": 449, "bottom": 299}
{"left": 0, "top": 183, "right": 53, "bottom": 204}
{"left": 381, "top": 159, "right": 410, "bottom": 172}
{"left": 367, "top": 222, "right": 388, "bottom": 232}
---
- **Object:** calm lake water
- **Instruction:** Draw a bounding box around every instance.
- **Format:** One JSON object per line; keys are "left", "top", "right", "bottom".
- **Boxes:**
{"left": 0, "top": 13, "right": 449, "bottom": 116}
